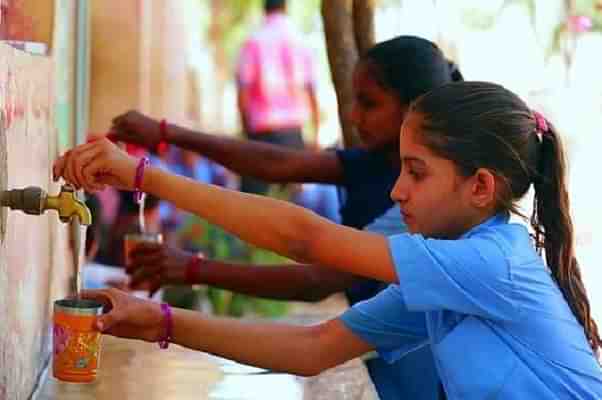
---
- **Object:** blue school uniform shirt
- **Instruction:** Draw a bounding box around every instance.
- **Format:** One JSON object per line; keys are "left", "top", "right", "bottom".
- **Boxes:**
{"left": 342, "top": 204, "right": 439, "bottom": 400}
{"left": 336, "top": 149, "right": 439, "bottom": 400}
{"left": 340, "top": 213, "right": 602, "bottom": 399}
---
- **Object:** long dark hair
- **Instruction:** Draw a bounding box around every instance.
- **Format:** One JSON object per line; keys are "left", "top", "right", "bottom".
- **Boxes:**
{"left": 360, "top": 36, "right": 463, "bottom": 104}
{"left": 412, "top": 81, "right": 601, "bottom": 353}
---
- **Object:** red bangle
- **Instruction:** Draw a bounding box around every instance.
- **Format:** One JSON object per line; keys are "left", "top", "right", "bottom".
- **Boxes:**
{"left": 184, "top": 255, "right": 203, "bottom": 285}
{"left": 134, "top": 156, "right": 149, "bottom": 203}
{"left": 157, "top": 119, "right": 169, "bottom": 154}
{"left": 158, "top": 303, "right": 173, "bottom": 349}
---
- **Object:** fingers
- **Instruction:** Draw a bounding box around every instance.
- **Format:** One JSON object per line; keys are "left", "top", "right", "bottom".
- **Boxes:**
{"left": 96, "top": 308, "right": 126, "bottom": 333}
{"left": 81, "top": 157, "right": 110, "bottom": 192}
{"left": 129, "top": 242, "right": 163, "bottom": 258}
{"left": 81, "top": 288, "right": 127, "bottom": 332}
{"left": 53, "top": 150, "right": 70, "bottom": 182}
{"left": 111, "top": 110, "right": 133, "bottom": 127}
{"left": 71, "top": 145, "right": 104, "bottom": 191}
{"left": 128, "top": 249, "right": 163, "bottom": 269}
{"left": 54, "top": 138, "right": 134, "bottom": 191}
{"left": 129, "top": 263, "right": 162, "bottom": 287}
{"left": 80, "top": 289, "right": 114, "bottom": 307}
{"left": 105, "top": 278, "right": 130, "bottom": 291}
{"left": 55, "top": 141, "right": 102, "bottom": 187}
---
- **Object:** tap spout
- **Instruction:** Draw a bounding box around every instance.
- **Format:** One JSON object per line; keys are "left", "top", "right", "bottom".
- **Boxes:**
{"left": 44, "top": 185, "right": 92, "bottom": 225}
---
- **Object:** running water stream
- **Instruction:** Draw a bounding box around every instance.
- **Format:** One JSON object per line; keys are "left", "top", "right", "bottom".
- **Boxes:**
{"left": 70, "top": 216, "right": 87, "bottom": 298}
{"left": 138, "top": 194, "right": 146, "bottom": 233}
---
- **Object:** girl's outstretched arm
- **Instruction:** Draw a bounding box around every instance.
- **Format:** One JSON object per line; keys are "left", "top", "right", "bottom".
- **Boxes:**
{"left": 84, "top": 288, "right": 373, "bottom": 376}
{"left": 110, "top": 111, "right": 343, "bottom": 184}
{"left": 143, "top": 166, "right": 397, "bottom": 283}
{"left": 53, "top": 139, "right": 397, "bottom": 283}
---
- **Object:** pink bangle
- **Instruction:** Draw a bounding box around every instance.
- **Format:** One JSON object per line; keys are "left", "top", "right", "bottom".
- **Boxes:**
{"left": 158, "top": 303, "right": 173, "bottom": 349}
{"left": 184, "top": 256, "right": 203, "bottom": 284}
{"left": 134, "top": 156, "right": 149, "bottom": 203}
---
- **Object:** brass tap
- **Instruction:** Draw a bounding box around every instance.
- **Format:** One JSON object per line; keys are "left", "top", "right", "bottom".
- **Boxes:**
{"left": 0, "top": 184, "right": 92, "bottom": 225}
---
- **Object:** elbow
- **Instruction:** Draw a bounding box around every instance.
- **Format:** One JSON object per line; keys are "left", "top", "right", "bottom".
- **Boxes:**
{"left": 296, "top": 366, "right": 324, "bottom": 378}
{"left": 300, "top": 290, "right": 332, "bottom": 303}
{"left": 294, "top": 324, "right": 339, "bottom": 377}
{"left": 285, "top": 210, "right": 324, "bottom": 265}
{"left": 294, "top": 287, "right": 333, "bottom": 303}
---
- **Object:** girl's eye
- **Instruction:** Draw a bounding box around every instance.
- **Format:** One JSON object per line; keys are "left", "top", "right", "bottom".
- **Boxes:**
{"left": 409, "top": 170, "right": 423, "bottom": 180}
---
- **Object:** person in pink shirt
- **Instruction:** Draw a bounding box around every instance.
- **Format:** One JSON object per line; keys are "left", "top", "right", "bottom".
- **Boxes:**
{"left": 236, "top": 0, "right": 320, "bottom": 194}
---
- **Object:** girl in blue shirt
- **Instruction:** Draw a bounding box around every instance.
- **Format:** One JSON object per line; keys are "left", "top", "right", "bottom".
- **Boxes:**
{"left": 55, "top": 81, "right": 602, "bottom": 398}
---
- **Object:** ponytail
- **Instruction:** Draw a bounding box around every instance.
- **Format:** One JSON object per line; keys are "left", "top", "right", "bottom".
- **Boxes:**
{"left": 531, "top": 124, "right": 601, "bottom": 355}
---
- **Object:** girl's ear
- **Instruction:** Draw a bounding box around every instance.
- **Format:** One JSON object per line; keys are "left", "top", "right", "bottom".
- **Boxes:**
{"left": 470, "top": 168, "right": 497, "bottom": 209}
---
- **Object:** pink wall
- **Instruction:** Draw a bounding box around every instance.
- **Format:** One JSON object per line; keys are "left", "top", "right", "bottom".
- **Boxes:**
{"left": 0, "top": 43, "right": 73, "bottom": 400}
{"left": 89, "top": 0, "right": 193, "bottom": 133}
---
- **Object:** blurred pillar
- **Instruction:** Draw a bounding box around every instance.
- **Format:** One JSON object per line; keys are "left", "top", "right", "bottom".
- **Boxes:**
{"left": 89, "top": 0, "right": 193, "bottom": 133}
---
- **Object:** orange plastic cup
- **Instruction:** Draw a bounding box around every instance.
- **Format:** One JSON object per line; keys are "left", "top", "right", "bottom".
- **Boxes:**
{"left": 53, "top": 299, "right": 104, "bottom": 383}
{"left": 123, "top": 232, "right": 163, "bottom": 269}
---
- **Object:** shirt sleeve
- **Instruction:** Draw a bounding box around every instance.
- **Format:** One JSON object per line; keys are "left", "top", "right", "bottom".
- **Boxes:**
{"left": 339, "top": 285, "right": 430, "bottom": 363}
{"left": 388, "top": 233, "right": 518, "bottom": 320}
{"left": 236, "top": 40, "right": 257, "bottom": 87}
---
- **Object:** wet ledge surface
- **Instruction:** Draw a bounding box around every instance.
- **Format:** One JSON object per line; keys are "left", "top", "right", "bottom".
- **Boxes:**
{"left": 35, "top": 297, "right": 379, "bottom": 400}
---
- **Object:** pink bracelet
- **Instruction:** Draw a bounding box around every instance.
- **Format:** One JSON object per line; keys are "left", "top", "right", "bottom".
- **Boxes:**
{"left": 133, "top": 156, "right": 149, "bottom": 203}
{"left": 158, "top": 303, "right": 173, "bottom": 349}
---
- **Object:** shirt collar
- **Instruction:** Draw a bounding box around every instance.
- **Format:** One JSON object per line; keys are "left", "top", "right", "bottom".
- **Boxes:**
{"left": 460, "top": 212, "right": 510, "bottom": 239}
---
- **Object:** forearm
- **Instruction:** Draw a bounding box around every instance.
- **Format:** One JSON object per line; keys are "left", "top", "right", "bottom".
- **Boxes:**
{"left": 144, "top": 168, "right": 323, "bottom": 262}
{"left": 197, "top": 260, "right": 357, "bottom": 302}
{"left": 170, "top": 310, "right": 364, "bottom": 376}
{"left": 164, "top": 123, "right": 329, "bottom": 183}
{"left": 142, "top": 167, "right": 396, "bottom": 283}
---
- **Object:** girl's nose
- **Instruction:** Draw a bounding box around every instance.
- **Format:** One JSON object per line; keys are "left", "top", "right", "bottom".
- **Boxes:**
{"left": 390, "top": 175, "right": 408, "bottom": 203}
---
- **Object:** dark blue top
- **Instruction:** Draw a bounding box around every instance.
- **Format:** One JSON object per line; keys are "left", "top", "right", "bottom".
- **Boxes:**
{"left": 336, "top": 148, "right": 399, "bottom": 231}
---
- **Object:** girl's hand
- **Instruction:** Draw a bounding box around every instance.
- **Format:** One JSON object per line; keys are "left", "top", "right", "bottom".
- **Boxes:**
{"left": 52, "top": 138, "right": 138, "bottom": 192}
{"left": 81, "top": 288, "right": 165, "bottom": 342}
{"left": 109, "top": 110, "right": 162, "bottom": 150}
{"left": 127, "top": 243, "right": 196, "bottom": 296}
